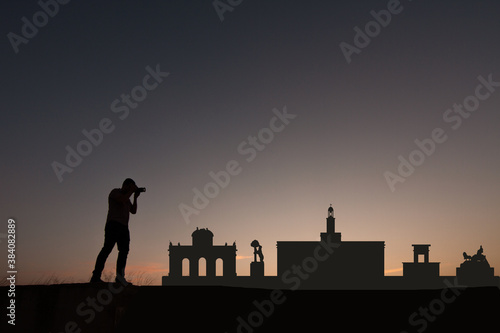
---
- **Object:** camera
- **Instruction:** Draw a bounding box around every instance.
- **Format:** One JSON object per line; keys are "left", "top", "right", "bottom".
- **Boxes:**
{"left": 136, "top": 187, "right": 146, "bottom": 193}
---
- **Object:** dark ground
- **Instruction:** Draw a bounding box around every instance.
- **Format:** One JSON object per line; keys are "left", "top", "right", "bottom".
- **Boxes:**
{"left": 1, "top": 284, "right": 499, "bottom": 332}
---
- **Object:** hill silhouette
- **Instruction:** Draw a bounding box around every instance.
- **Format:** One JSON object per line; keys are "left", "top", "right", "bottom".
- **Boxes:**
{"left": 2, "top": 284, "right": 499, "bottom": 332}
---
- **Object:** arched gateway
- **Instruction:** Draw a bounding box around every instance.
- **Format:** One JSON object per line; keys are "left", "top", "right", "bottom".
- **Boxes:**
{"left": 168, "top": 228, "right": 237, "bottom": 277}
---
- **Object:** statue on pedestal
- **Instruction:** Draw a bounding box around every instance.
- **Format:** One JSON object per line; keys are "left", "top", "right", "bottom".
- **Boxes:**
{"left": 251, "top": 240, "right": 264, "bottom": 262}
{"left": 458, "top": 245, "right": 495, "bottom": 286}
{"left": 250, "top": 240, "right": 265, "bottom": 277}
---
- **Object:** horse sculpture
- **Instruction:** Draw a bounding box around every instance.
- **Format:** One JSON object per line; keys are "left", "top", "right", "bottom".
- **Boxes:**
{"left": 463, "top": 245, "right": 487, "bottom": 263}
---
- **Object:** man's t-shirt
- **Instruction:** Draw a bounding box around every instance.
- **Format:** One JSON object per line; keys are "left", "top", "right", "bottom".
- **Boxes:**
{"left": 106, "top": 188, "right": 132, "bottom": 226}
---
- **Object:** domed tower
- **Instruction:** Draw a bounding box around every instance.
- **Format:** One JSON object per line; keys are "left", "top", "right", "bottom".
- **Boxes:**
{"left": 192, "top": 227, "right": 214, "bottom": 247}
{"left": 321, "top": 204, "right": 341, "bottom": 243}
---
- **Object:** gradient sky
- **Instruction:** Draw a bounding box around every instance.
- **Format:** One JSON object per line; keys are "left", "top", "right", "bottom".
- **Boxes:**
{"left": 1, "top": 0, "right": 500, "bottom": 285}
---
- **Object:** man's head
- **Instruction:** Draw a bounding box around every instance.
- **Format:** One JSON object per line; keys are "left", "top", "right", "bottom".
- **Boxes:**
{"left": 122, "top": 178, "right": 138, "bottom": 193}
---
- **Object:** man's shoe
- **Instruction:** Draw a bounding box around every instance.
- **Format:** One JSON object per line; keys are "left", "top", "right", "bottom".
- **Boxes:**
{"left": 115, "top": 276, "right": 133, "bottom": 286}
{"left": 90, "top": 276, "right": 104, "bottom": 283}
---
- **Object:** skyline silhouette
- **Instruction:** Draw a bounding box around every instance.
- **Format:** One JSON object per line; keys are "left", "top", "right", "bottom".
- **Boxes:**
{"left": 163, "top": 206, "right": 499, "bottom": 289}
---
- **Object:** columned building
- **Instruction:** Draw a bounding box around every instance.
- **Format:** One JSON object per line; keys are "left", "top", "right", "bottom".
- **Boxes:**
{"left": 168, "top": 228, "right": 237, "bottom": 278}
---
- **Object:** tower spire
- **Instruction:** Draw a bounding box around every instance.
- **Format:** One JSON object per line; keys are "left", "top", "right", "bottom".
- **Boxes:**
{"left": 321, "top": 204, "right": 341, "bottom": 244}
{"left": 328, "top": 204, "right": 334, "bottom": 217}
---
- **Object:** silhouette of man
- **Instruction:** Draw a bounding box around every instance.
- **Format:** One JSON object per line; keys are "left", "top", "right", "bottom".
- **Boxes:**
{"left": 90, "top": 178, "right": 141, "bottom": 284}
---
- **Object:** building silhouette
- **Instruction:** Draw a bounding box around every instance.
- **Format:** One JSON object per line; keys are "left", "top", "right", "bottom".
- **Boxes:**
{"left": 168, "top": 227, "right": 236, "bottom": 278}
{"left": 162, "top": 206, "right": 499, "bottom": 289}
{"left": 277, "top": 205, "right": 385, "bottom": 289}
{"left": 402, "top": 244, "right": 440, "bottom": 276}
{"left": 401, "top": 244, "right": 441, "bottom": 288}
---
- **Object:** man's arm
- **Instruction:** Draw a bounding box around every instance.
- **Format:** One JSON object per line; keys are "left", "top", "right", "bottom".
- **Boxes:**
{"left": 110, "top": 189, "right": 131, "bottom": 203}
{"left": 130, "top": 192, "right": 139, "bottom": 214}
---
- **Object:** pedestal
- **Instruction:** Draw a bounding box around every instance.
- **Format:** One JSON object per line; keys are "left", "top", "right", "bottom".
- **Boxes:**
{"left": 456, "top": 261, "right": 496, "bottom": 286}
{"left": 251, "top": 261, "right": 264, "bottom": 277}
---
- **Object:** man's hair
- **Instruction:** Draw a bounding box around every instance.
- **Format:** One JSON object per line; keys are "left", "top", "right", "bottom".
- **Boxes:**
{"left": 122, "top": 178, "right": 136, "bottom": 188}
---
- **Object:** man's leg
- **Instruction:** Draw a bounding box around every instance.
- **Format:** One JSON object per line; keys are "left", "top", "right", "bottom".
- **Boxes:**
{"left": 92, "top": 223, "right": 118, "bottom": 281}
{"left": 116, "top": 225, "right": 130, "bottom": 281}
